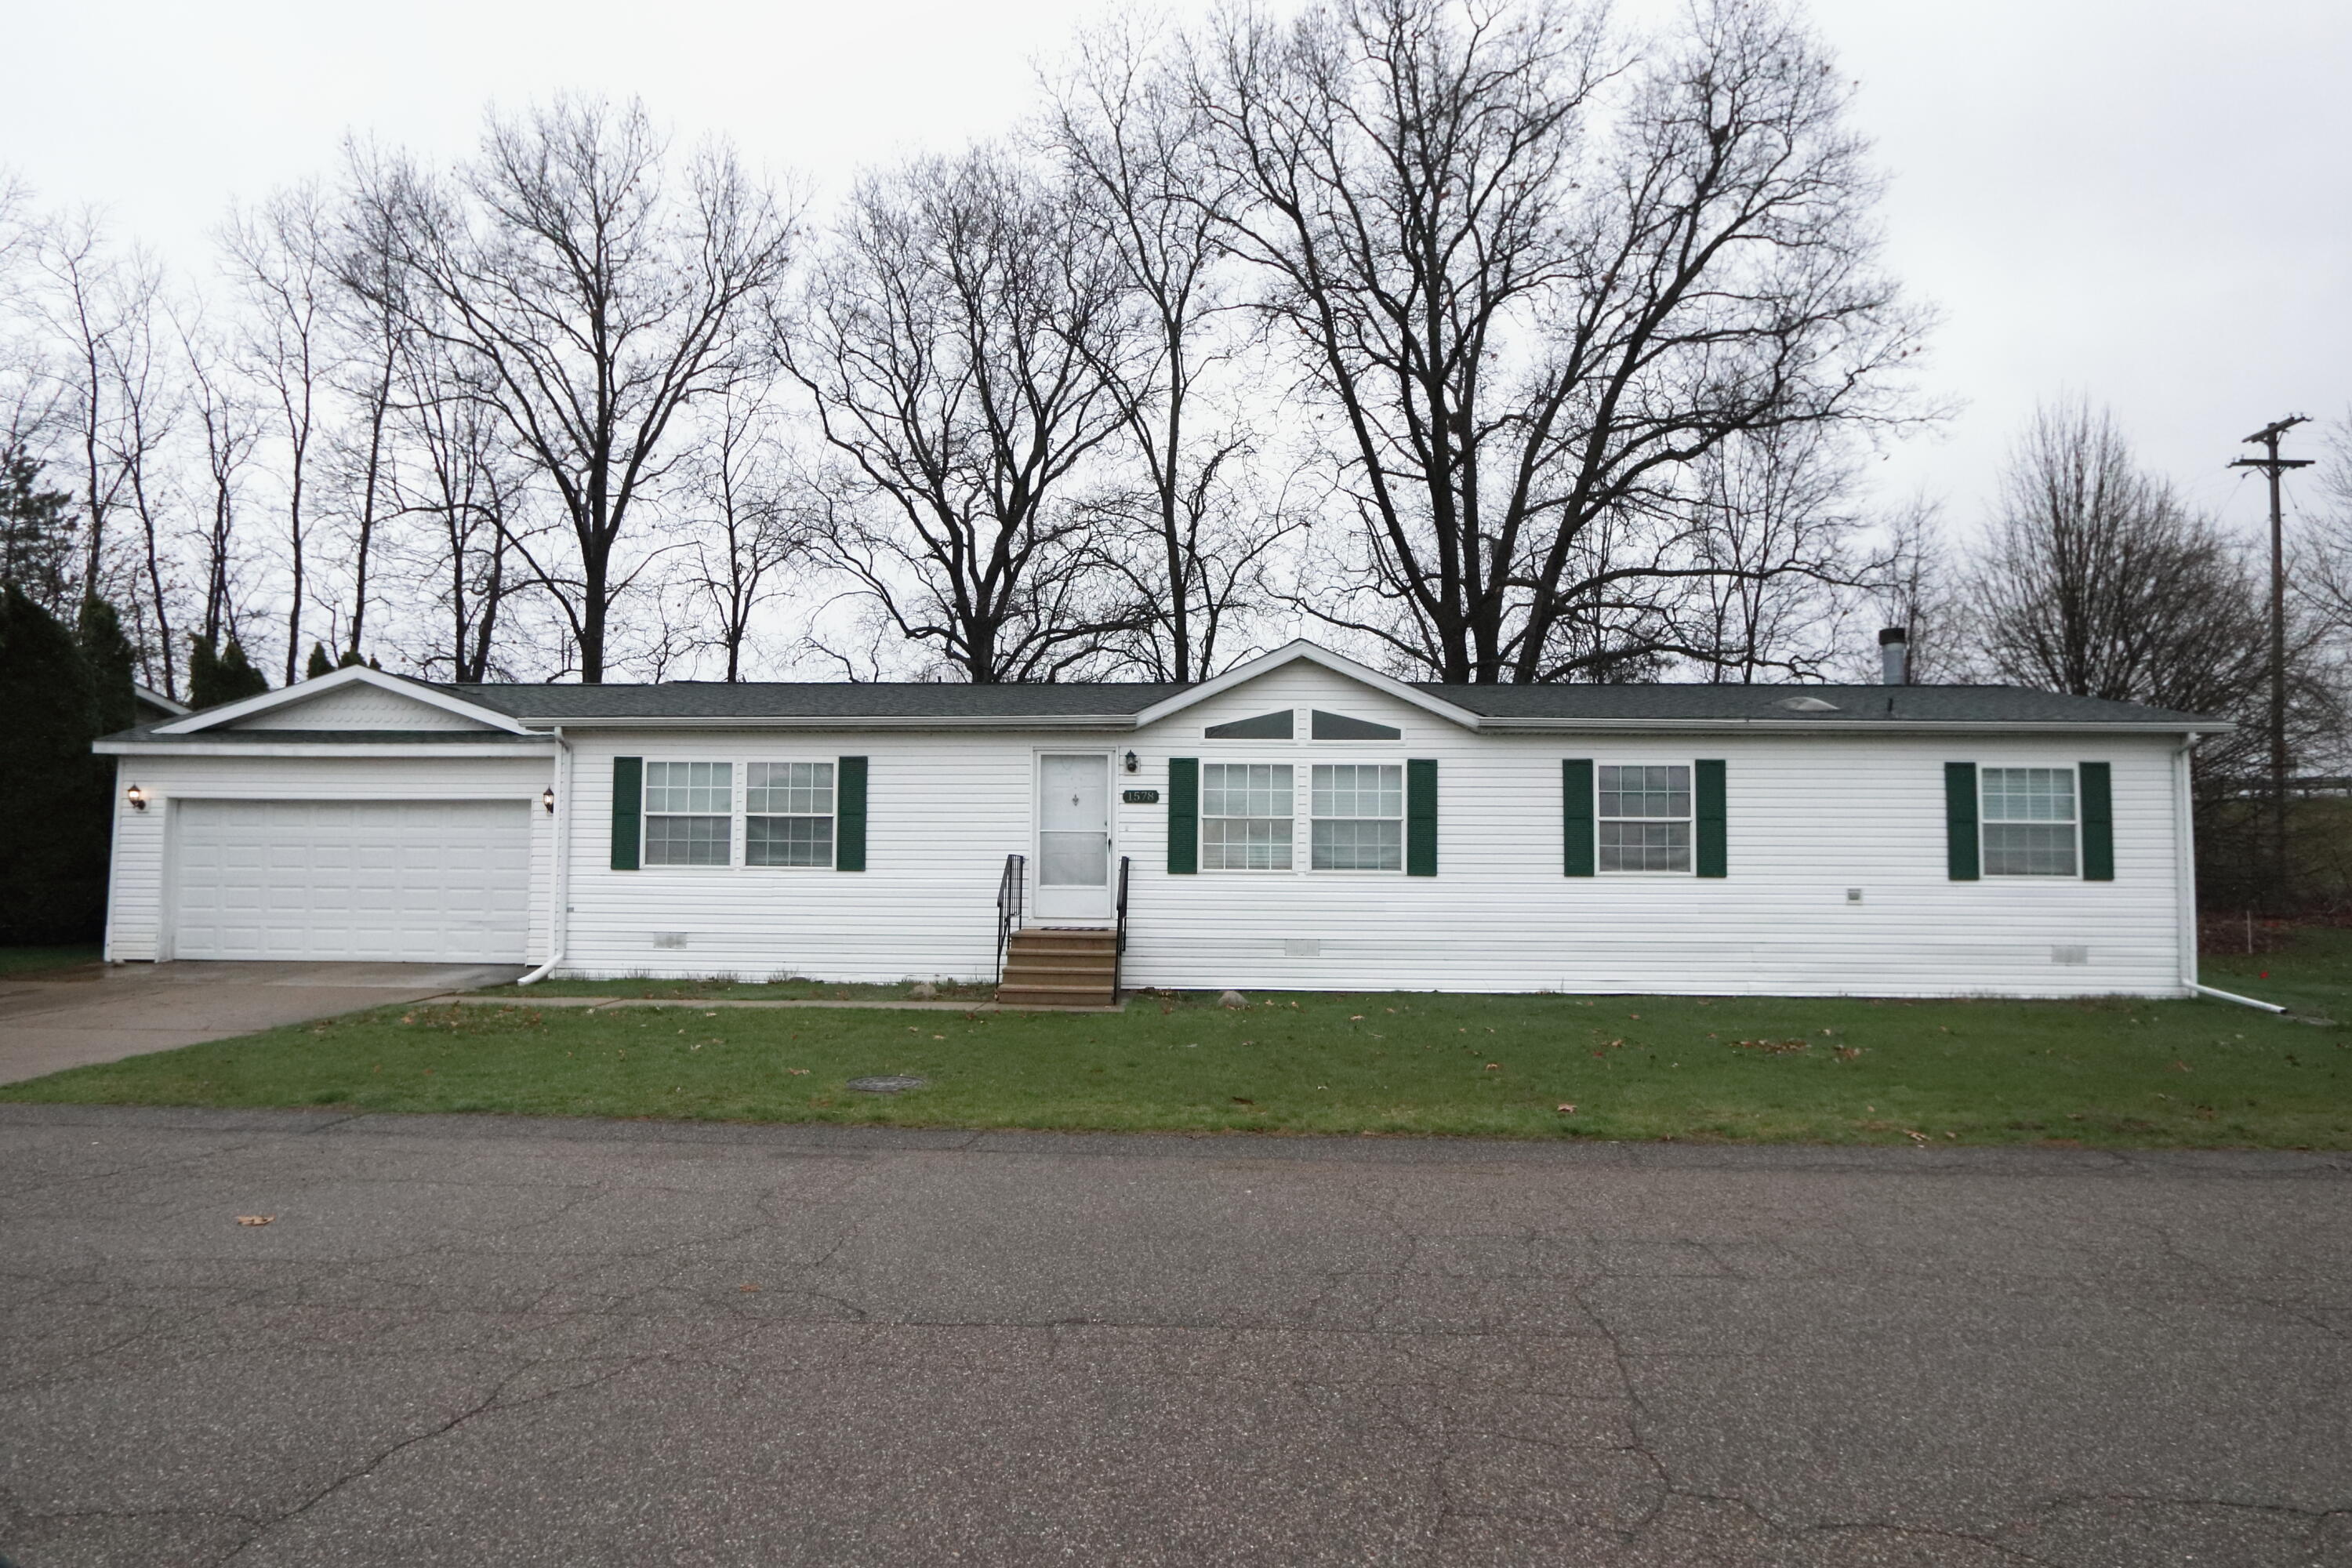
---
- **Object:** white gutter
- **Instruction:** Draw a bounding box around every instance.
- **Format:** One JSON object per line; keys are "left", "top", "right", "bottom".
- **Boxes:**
{"left": 503, "top": 714, "right": 2233, "bottom": 738}
{"left": 2194, "top": 983, "right": 2287, "bottom": 1014}
{"left": 2172, "top": 732, "right": 2287, "bottom": 1014}
{"left": 94, "top": 739, "right": 558, "bottom": 757}
{"left": 519, "top": 724, "right": 572, "bottom": 986}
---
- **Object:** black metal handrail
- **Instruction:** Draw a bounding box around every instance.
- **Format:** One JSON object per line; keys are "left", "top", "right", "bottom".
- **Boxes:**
{"left": 995, "top": 852, "right": 1025, "bottom": 985}
{"left": 1112, "top": 855, "right": 1131, "bottom": 1001}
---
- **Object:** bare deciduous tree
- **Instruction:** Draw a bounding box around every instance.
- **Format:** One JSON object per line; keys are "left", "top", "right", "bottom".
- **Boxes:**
{"left": 379, "top": 97, "right": 795, "bottom": 681}
{"left": 1049, "top": 20, "right": 1298, "bottom": 680}
{"left": 1971, "top": 401, "right": 2270, "bottom": 717}
{"left": 178, "top": 319, "right": 260, "bottom": 659}
{"left": 1190, "top": 0, "right": 1922, "bottom": 682}
{"left": 782, "top": 147, "right": 1136, "bottom": 682}
{"left": 684, "top": 379, "right": 807, "bottom": 681}
{"left": 221, "top": 183, "right": 336, "bottom": 683}
{"left": 1680, "top": 426, "right": 1860, "bottom": 682}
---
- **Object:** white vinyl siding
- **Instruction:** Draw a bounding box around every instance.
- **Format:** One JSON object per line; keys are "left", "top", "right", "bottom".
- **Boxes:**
{"left": 1310, "top": 764, "right": 1403, "bottom": 871}
{"left": 1598, "top": 764, "right": 1691, "bottom": 873}
{"left": 1982, "top": 766, "right": 2078, "bottom": 877}
{"left": 1202, "top": 763, "right": 1293, "bottom": 870}
{"left": 644, "top": 761, "right": 731, "bottom": 866}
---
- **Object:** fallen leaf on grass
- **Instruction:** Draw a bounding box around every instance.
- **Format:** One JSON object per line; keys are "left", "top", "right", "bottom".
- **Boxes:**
{"left": 1733, "top": 1039, "right": 1809, "bottom": 1054}
{"left": 2168, "top": 1060, "right": 2192, "bottom": 1072}
{"left": 235, "top": 1214, "right": 274, "bottom": 1226}
{"left": 1556, "top": 1104, "right": 1576, "bottom": 1115}
{"left": 786, "top": 1068, "right": 811, "bottom": 1076}
{"left": 1833, "top": 1046, "right": 1864, "bottom": 1061}
{"left": 1483, "top": 1062, "right": 1501, "bottom": 1071}
{"left": 1231, "top": 1097, "right": 1256, "bottom": 1106}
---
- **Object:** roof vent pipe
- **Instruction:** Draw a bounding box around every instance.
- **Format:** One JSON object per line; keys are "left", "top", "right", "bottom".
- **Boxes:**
{"left": 1878, "top": 626, "right": 1909, "bottom": 686}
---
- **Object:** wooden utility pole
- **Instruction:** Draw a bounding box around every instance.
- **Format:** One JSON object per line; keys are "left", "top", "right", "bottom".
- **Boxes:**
{"left": 2230, "top": 415, "right": 2311, "bottom": 909}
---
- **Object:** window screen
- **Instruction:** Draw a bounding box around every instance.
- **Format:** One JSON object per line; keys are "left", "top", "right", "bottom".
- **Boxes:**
{"left": 1201, "top": 763, "right": 1294, "bottom": 869}
{"left": 1597, "top": 764, "right": 1691, "bottom": 873}
{"left": 1981, "top": 767, "right": 2077, "bottom": 876}
{"left": 1311, "top": 764, "right": 1403, "bottom": 870}
{"left": 746, "top": 761, "right": 833, "bottom": 867}
{"left": 644, "top": 761, "right": 731, "bottom": 866}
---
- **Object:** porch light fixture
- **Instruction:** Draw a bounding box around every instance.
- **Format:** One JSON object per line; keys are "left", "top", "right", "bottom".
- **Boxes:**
{"left": 541, "top": 786, "right": 557, "bottom": 814}
{"left": 1123, "top": 750, "right": 1139, "bottom": 774}
{"left": 125, "top": 783, "right": 148, "bottom": 811}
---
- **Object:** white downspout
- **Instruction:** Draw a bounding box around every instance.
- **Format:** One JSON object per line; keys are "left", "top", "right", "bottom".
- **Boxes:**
{"left": 2174, "top": 729, "right": 2287, "bottom": 1014}
{"left": 517, "top": 725, "right": 572, "bottom": 986}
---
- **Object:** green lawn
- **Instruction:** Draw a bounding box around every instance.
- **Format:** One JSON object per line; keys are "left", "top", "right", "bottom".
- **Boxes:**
{"left": 0, "top": 943, "right": 101, "bottom": 978}
{"left": 5, "top": 934, "right": 2350, "bottom": 1147}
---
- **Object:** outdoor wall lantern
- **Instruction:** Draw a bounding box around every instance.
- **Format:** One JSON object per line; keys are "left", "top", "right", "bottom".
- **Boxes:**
{"left": 1123, "top": 750, "right": 1139, "bottom": 774}
{"left": 125, "top": 783, "right": 148, "bottom": 811}
{"left": 542, "top": 786, "right": 557, "bottom": 815}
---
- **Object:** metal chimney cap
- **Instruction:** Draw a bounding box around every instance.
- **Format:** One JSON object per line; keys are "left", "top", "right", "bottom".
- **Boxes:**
{"left": 1877, "top": 626, "right": 1909, "bottom": 646}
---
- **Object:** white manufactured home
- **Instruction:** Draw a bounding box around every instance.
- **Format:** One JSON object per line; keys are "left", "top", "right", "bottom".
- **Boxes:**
{"left": 96, "top": 640, "right": 2223, "bottom": 1000}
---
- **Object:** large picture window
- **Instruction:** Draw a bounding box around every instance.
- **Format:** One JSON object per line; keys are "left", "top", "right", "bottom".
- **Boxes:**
{"left": 1981, "top": 767, "right": 2077, "bottom": 876}
{"left": 1311, "top": 764, "right": 1402, "bottom": 870}
{"left": 1202, "top": 763, "right": 1293, "bottom": 870}
{"left": 1598, "top": 764, "right": 1690, "bottom": 873}
{"left": 644, "top": 761, "right": 731, "bottom": 866}
{"left": 746, "top": 761, "right": 834, "bottom": 867}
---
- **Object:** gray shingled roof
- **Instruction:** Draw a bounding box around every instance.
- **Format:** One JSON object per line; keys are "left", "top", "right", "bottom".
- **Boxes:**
{"left": 1417, "top": 683, "right": 2216, "bottom": 727}
{"left": 436, "top": 677, "right": 2211, "bottom": 728}
{"left": 448, "top": 681, "right": 1192, "bottom": 720}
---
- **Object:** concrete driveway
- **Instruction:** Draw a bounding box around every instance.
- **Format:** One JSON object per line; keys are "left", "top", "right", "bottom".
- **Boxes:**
{"left": 0, "top": 1108, "right": 2346, "bottom": 1566}
{"left": 0, "top": 960, "right": 525, "bottom": 1085}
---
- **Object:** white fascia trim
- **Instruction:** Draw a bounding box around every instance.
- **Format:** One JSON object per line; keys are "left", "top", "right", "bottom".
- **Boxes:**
{"left": 509, "top": 715, "right": 1140, "bottom": 731}
{"left": 1475, "top": 718, "right": 2231, "bottom": 736}
{"left": 150, "top": 665, "right": 534, "bottom": 735}
{"left": 133, "top": 683, "right": 190, "bottom": 717}
{"left": 96, "top": 739, "right": 558, "bottom": 758}
{"left": 1129, "top": 640, "right": 1484, "bottom": 731}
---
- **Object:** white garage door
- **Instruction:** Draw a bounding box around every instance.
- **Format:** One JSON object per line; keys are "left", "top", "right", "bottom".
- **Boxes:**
{"left": 172, "top": 799, "right": 533, "bottom": 962}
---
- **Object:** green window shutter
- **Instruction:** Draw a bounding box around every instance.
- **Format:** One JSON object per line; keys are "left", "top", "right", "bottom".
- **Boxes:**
{"left": 1562, "top": 759, "right": 1595, "bottom": 877}
{"left": 1945, "top": 762, "right": 1980, "bottom": 881}
{"left": 835, "top": 756, "right": 867, "bottom": 871}
{"left": 2080, "top": 761, "right": 2113, "bottom": 880}
{"left": 610, "top": 756, "right": 641, "bottom": 871}
{"left": 1406, "top": 758, "right": 1438, "bottom": 877}
{"left": 1695, "top": 759, "right": 1727, "bottom": 878}
{"left": 1167, "top": 758, "right": 1198, "bottom": 873}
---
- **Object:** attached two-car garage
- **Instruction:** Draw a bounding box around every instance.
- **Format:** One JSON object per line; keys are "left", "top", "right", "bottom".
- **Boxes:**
{"left": 169, "top": 799, "right": 533, "bottom": 963}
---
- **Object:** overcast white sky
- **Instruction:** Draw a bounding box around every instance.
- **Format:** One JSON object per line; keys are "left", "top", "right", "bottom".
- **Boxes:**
{"left": 8, "top": 0, "right": 2348, "bottom": 546}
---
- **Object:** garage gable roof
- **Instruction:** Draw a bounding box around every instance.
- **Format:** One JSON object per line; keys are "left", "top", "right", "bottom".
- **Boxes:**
{"left": 150, "top": 666, "right": 534, "bottom": 737}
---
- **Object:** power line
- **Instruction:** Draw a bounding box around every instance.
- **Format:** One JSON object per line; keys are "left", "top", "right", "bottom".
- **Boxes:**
{"left": 2229, "top": 415, "right": 2314, "bottom": 908}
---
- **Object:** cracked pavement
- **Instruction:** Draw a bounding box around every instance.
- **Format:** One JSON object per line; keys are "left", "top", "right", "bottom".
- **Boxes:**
{"left": 1, "top": 1105, "right": 2347, "bottom": 1566}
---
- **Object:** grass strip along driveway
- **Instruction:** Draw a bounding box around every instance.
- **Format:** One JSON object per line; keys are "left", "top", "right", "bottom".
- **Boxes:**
{"left": 5, "top": 929, "right": 2350, "bottom": 1148}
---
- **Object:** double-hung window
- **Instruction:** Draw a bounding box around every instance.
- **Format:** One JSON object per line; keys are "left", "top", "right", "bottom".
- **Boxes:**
{"left": 1598, "top": 764, "right": 1691, "bottom": 873}
{"left": 1310, "top": 764, "right": 1402, "bottom": 870}
{"left": 644, "top": 761, "right": 731, "bottom": 866}
{"left": 1981, "top": 767, "right": 2077, "bottom": 876}
{"left": 746, "top": 761, "right": 834, "bottom": 867}
{"left": 1202, "top": 763, "right": 1293, "bottom": 870}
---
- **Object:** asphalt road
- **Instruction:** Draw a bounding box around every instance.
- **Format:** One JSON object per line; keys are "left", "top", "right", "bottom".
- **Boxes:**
{"left": 2, "top": 1106, "right": 2347, "bottom": 1567}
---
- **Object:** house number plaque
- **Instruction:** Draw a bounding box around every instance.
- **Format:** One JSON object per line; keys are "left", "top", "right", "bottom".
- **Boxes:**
{"left": 1121, "top": 789, "right": 1160, "bottom": 804}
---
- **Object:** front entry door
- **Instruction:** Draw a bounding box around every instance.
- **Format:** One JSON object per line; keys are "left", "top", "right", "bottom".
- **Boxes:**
{"left": 1035, "top": 753, "right": 1113, "bottom": 922}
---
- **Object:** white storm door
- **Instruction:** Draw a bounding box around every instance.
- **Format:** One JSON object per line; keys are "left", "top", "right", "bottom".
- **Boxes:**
{"left": 1034, "top": 753, "right": 1113, "bottom": 922}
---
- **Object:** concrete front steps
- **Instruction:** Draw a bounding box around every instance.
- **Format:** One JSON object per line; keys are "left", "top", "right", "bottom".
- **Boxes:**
{"left": 996, "top": 927, "right": 1120, "bottom": 1008}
